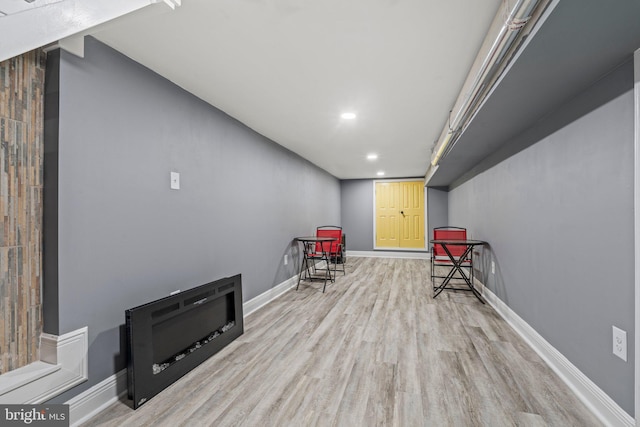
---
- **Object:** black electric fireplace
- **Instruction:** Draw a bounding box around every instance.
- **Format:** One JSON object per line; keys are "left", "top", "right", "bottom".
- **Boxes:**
{"left": 126, "top": 274, "right": 243, "bottom": 409}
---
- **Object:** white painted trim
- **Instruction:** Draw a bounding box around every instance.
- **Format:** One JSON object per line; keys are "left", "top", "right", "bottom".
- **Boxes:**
{"left": 58, "top": 34, "right": 85, "bottom": 58}
{"left": 0, "top": 362, "right": 61, "bottom": 396}
{"left": 0, "top": 327, "right": 88, "bottom": 404}
{"left": 373, "top": 178, "right": 427, "bottom": 183}
{"left": 372, "top": 180, "right": 377, "bottom": 249}
{"left": 348, "top": 250, "right": 430, "bottom": 259}
{"left": 633, "top": 46, "right": 640, "bottom": 425}
{"left": 482, "top": 286, "right": 634, "bottom": 427}
{"left": 67, "top": 369, "right": 127, "bottom": 427}
{"left": 243, "top": 274, "right": 299, "bottom": 316}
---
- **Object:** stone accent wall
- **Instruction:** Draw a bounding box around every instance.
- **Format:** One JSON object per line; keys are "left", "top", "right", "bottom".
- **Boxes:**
{"left": 0, "top": 49, "right": 45, "bottom": 374}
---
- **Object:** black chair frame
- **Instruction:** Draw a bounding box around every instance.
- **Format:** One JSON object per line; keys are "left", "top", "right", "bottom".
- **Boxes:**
{"left": 316, "top": 225, "right": 346, "bottom": 277}
{"left": 430, "top": 226, "right": 474, "bottom": 291}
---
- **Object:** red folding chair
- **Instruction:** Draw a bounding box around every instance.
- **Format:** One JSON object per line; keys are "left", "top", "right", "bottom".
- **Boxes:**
{"left": 430, "top": 226, "right": 473, "bottom": 290}
{"left": 316, "top": 226, "right": 346, "bottom": 277}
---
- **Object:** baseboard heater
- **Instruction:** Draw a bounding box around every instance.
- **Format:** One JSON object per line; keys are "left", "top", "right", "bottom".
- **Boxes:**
{"left": 126, "top": 274, "right": 243, "bottom": 409}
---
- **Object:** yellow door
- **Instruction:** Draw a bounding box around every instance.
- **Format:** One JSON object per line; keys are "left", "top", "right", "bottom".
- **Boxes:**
{"left": 398, "top": 181, "right": 425, "bottom": 248}
{"left": 375, "top": 182, "right": 400, "bottom": 247}
{"left": 375, "top": 181, "right": 424, "bottom": 249}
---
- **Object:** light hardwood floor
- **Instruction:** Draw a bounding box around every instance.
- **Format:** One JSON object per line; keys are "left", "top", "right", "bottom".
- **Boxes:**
{"left": 82, "top": 257, "right": 602, "bottom": 426}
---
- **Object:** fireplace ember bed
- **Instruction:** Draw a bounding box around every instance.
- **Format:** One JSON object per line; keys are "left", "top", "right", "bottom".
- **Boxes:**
{"left": 126, "top": 274, "right": 243, "bottom": 409}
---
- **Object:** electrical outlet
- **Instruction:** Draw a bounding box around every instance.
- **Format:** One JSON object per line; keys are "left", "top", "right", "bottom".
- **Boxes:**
{"left": 491, "top": 261, "right": 495, "bottom": 274}
{"left": 170, "top": 171, "right": 180, "bottom": 190}
{"left": 612, "top": 326, "right": 627, "bottom": 361}
{"left": 284, "top": 255, "right": 288, "bottom": 265}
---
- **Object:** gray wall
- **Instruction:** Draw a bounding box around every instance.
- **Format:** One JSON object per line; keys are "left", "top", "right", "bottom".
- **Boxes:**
{"left": 448, "top": 60, "right": 635, "bottom": 414}
{"left": 48, "top": 37, "right": 340, "bottom": 401}
{"left": 340, "top": 180, "right": 374, "bottom": 251}
{"left": 43, "top": 49, "right": 60, "bottom": 335}
{"left": 426, "top": 187, "right": 448, "bottom": 239}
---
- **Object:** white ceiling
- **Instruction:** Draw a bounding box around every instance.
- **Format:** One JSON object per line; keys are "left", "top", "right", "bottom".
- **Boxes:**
{"left": 90, "top": 0, "right": 503, "bottom": 179}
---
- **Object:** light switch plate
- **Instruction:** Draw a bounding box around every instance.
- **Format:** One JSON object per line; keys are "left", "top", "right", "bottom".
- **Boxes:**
{"left": 170, "top": 172, "right": 180, "bottom": 190}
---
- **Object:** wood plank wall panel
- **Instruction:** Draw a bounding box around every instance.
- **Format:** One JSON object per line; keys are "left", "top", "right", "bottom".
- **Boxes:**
{"left": 0, "top": 50, "right": 45, "bottom": 374}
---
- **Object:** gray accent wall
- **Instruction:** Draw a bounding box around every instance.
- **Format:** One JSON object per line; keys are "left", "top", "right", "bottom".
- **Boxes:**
{"left": 340, "top": 180, "right": 374, "bottom": 251}
{"left": 426, "top": 187, "right": 448, "bottom": 239}
{"left": 47, "top": 37, "right": 340, "bottom": 401}
{"left": 448, "top": 59, "right": 635, "bottom": 415}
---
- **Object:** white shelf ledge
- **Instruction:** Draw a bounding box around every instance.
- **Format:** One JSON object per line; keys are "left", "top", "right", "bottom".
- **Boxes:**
{"left": 0, "top": 327, "right": 88, "bottom": 404}
{"left": 0, "top": 361, "right": 61, "bottom": 396}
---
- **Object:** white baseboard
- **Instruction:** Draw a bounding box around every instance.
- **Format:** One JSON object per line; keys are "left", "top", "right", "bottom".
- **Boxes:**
{"left": 0, "top": 327, "right": 88, "bottom": 404}
{"left": 67, "top": 369, "right": 127, "bottom": 427}
{"left": 482, "top": 287, "right": 635, "bottom": 427}
{"left": 348, "top": 250, "right": 430, "bottom": 259}
{"left": 243, "top": 274, "right": 299, "bottom": 316}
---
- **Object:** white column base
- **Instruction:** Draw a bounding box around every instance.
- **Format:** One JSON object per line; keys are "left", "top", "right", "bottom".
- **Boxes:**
{"left": 0, "top": 326, "right": 88, "bottom": 404}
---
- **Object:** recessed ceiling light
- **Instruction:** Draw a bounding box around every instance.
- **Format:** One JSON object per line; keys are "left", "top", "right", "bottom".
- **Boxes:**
{"left": 367, "top": 153, "right": 378, "bottom": 161}
{"left": 377, "top": 171, "right": 385, "bottom": 176}
{"left": 341, "top": 112, "right": 356, "bottom": 120}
